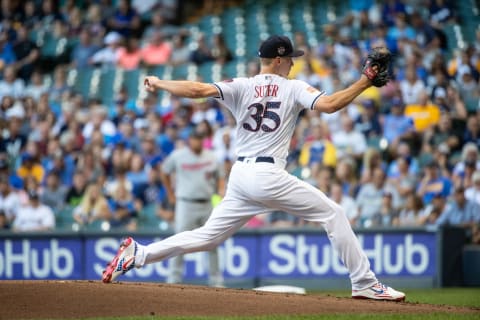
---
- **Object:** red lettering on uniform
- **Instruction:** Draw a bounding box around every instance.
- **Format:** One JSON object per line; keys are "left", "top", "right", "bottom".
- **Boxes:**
{"left": 254, "top": 85, "right": 279, "bottom": 98}
{"left": 270, "top": 85, "right": 278, "bottom": 97}
{"left": 254, "top": 86, "right": 261, "bottom": 98}
{"left": 181, "top": 162, "right": 212, "bottom": 170}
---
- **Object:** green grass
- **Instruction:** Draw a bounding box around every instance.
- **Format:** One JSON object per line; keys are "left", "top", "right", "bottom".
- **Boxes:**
{"left": 315, "top": 287, "right": 480, "bottom": 308}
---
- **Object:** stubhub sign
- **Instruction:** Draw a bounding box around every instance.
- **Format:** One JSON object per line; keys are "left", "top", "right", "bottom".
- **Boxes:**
{"left": 0, "top": 231, "right": 436, "bottom": 280}
{"left": 261, "top": 233, "right": 435, "bottom": 277}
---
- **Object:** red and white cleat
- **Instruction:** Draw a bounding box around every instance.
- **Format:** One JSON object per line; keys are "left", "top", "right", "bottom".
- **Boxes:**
{"left": 102, "top": 237, "right": 137, "bottom": 283}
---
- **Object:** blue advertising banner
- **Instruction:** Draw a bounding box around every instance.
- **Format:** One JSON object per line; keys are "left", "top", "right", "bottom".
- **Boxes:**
{"left": 0, "top": 238, "right": 82, "bottom": 280}
{"left": 259, "top": 233, "right": 436, "bottom": 278}
{"left": 0, "top": 231, "right": 436, "bottom": 281}
{"left": 84, "top": 235, "right": 258, "bottom": 281}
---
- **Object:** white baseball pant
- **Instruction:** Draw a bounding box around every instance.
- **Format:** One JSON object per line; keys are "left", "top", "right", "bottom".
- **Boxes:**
{"left": 135, "top": 158, "right": 378, "bottom": 290}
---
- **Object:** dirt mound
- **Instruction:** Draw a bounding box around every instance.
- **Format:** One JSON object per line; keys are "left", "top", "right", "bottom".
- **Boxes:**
{"left": 1, "top": 281, "right": 478, "bottom": 319}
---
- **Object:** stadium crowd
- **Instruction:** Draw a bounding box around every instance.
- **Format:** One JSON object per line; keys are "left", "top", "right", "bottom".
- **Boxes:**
{"left": 0, "top": 0, "right": 479, "bottom": 243}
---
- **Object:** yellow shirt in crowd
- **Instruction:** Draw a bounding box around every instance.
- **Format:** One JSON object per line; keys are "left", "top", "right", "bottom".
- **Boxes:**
{"left": 404, "top": 103, "right": 441, "bottom": 132}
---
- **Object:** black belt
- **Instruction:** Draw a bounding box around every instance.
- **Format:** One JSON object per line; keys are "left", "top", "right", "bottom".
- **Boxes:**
{"left": 237, "top": 156, "right": 275, "bottom": 163}
{"left": 179, "top": 198, "right": 210, "bottom": 203}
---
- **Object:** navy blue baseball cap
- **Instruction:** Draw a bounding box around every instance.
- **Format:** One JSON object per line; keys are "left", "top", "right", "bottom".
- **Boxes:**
{"left": 258, "top": 35, "right": 304, "bottom": 58}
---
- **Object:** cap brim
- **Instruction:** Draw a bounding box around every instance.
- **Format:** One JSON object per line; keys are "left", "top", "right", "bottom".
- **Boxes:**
{"left": 287, "top": 50, "right": 304, "bottom": 57}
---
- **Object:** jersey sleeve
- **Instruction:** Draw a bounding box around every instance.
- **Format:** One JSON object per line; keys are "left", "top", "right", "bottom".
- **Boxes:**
{"left": 293, "top": 80, "right": 325, "bottom": 110}
{"left": 212, "top": 78, "right": 243, "bottom": 111}
{"left": 161, "top": 151, "right": 177, "bottom": 174}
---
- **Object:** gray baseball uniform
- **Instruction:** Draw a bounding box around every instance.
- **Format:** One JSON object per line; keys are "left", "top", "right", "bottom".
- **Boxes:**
{"left": 162, "top": 146, "right": 224, "bottom": 286}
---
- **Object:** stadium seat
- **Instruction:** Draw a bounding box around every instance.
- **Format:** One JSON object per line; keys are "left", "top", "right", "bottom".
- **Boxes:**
{"left": 55, "top": 206, "right": 77, "bottom": 231}
{"left": 138, "top": 204, "right": 170, "bottom": 231}
{"left": 73, "top": 68, "right": 95, "bottom": 98}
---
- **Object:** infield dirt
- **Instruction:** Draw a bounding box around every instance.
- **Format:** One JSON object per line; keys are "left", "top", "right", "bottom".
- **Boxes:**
{"left": 1, "top": 281, "right": 479, "bottom": 319}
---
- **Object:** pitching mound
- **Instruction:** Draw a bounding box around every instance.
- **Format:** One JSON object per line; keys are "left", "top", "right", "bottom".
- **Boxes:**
{"left": 1, "top": 281, "right": 478, "bottom": 319}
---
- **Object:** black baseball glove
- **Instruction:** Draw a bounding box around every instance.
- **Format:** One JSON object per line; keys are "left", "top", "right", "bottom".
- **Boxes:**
{"left": 362, "top": 47, "right": 392, "bottom": 87}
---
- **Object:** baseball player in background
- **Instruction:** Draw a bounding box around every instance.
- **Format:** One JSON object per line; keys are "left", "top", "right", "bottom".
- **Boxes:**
{"left": 160, "top": 130, "right": 225, "bottom": 287}
{"left": 102, "top": 35, "right": 405, "bottom": 301}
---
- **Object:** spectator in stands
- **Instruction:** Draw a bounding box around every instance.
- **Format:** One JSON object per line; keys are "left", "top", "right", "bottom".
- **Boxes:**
{"left": 404, "top": 89, "right": 441, "bottom": 132}
{"left": 82, "top": 106, "right": 117, "bottom": 141}
{"left": 330, "top": 180, "right": 359, "bottom": 227}
{"left": 76, "top": 147, "right": 105, "bottom": 184}
{"left": 108, "top": 182, "right": 137, "bottom": 231}
{"left": 382, "top": 97, "right": 414, "bottom": 146}
{"left": 465, "top": 170, "right": 480, "bottom": 205}
{"left": 13, "top": 25, "right": 39, "bottom": 82}
{"left": 138, "top": 133, "right": 159, "bottom": 164}
{"left": 464, "top": 115, "right": 480, "bottom": 147}
{"left": 0, "top": 65, "right": 25, "bottom": 100}
{"left": 25, "top": 70, "right": 48, "bottom": 101}
{"left": 332, "top": 114, "right": 367, "bottom": 161}
{"left": 0, "top": 30, "right": 16, "bottom": 72}
{"left": 107, "top": 0, "right": 141, "bottom": 38}
{"left": 452, "top": 143, "right": 480, "bottom": 186}
{"left": 143, "top": 10, "right": 179, "bottom": 41}
{"left": 12, "top": 189, "right": 55, "bottom": 232}
{"left": 73, "top": 183, "right": 111, "bottom": 226}
{"left": 371, "top": 191, "right": 399, "bottom": 227}
{"left": 1, "top": 101, "right": 27, "bottom": 160}
{"left": 356, "top": 167, "right": 398, "bottom": 228}
{"left": 387, "top": 12, "right": 416, "bottom": 43}
{"left": 85, "top": 4, "right": 107, "bottom": 45}
{"left": 335, "top": 157, "right": 359, "bottom": 197}
{"left": 417, "top": 160, "right": 452, "bottom": 205}
{"left": 141, "top": 31, "right": 172, "bottom": 67}
{"left": 394, "top": 193, "right": 426, "bottom": 226}
{"left": 90, "top": 31, "right": 122, "bottom": 68}
{"left": 436, "top": 185, "right": 479, "bottom": 227}
{"left": 429, "top": 0, "right": 455, "bottom": 26}
{"left": 65, "top": 170, "right": 87, "bottom": 208}
{"left": 48, "top": 65, "right": 71, "bottom": 105}
{"left": 457, "top": 65, "right": 479, "bottom": 111}
{"left": 387, "top": 142, "right": 419, "bottom": 178}
{"left": 169, "top": 33, "right": 191, "bottom": 66}
{"left": 360, "top": 148, "right": 385, "bottom": 184}
{"left": 314, "top": 165, "right": 334, "bottom": 194}
{"left": 355, "top": 99, "right": 382, "bottom": 140}
{"left": 211, "top": 33, "right": 233, "bottom": 65}
{"left": 133, "top": 163, "right": 165, "bottom": 211}
{"left": 190, "top": 33, "right": 214, "bottom": 65}
{"left": 71, "top": 28, "right": 100, "bottom": 69}
{"left": 38, "top": 0, "right": 63, "bottom": 33}
{"left": 400, "top": 65, "right": 426, "bottom": 105}
{"left": 299, "top": 119, "right": 336, "bottom": 179}
{"left": 40, "top": 170, "right": 67, "bottom": 213}
{"left": 117, "top": 36, "right": 142, "bottom": 70}
{"left": 387, "top": 155, "right": 417, "bottom": 208}
{"left": 126, "top": 152, "right": 148, "bottom": 189}
{"left": 0, "top": 175, "right": 21, "bottom": 227}
{"left": 418, "top": 192, "right": 446, "bottom": 225}
{"left": 16, "top": 152, "right": 44, "bottom": 185}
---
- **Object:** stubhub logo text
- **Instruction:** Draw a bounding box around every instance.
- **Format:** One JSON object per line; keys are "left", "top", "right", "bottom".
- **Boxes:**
{"left": 0, "top": 239, "right": 82, "bottom": 279}
{"left": 262, "top": 233, "right": 435, "bottom": 277}
{"left": 86, "top": 236, "right": 257, "bottom": 280}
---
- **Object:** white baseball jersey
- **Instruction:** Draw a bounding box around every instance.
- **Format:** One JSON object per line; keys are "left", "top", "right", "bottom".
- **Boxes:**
{"left": 213, "top": 74, "right": 325, "bottom": 160}
{"left": 135, "top": 72, "right": 379, "bottom": 292}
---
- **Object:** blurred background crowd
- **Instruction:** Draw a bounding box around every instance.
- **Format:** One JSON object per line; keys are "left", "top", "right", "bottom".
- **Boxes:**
{"left": 0, "top": 0, "right": 479, "bottom": 242}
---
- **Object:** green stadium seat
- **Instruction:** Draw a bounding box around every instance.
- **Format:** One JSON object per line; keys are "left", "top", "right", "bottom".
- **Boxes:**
{"left": 73, "top": 68, "right": 95, "bottom": 97}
